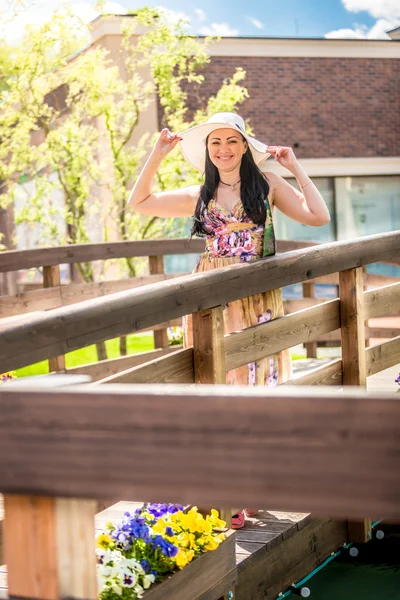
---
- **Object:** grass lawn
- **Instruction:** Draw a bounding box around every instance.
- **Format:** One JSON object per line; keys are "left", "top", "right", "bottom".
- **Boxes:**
{"left": 13, "top": 334, "right": 319, "bottom": 379}
{"left": 15, "top": 333, "right": 155, "bottom": 378}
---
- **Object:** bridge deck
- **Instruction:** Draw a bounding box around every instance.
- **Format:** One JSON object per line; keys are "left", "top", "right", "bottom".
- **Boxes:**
{"left": 0, "top": 362, "right": 398, "bottom": 599}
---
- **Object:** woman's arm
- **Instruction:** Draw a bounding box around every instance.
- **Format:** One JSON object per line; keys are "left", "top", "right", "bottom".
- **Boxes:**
{"left": 127, "top": 129, "right": 199, "bottom": 217}
{"left": 265, "top": 146, "right": 331, "bottom": 227}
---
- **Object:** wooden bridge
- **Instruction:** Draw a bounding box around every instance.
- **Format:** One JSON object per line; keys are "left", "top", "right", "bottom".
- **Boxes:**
{"left": 0, "top": 231, "right": 399, "bottom": 599}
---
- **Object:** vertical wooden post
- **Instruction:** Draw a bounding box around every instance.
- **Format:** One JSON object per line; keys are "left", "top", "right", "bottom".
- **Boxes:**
{"left": 339, "top": 268, "right": 366, "bottom": 387}
{"left": 339, "top": 267, "right": 371, "bottom": 543}
{"left": 3, "top": 494, "right": 97, "bottom": 599}
{"left": 302, "top": 282, "right": 317, "bottom": 358}
{"left": 43, "top": 265, "right": 66, "bottom": 373}
{"left": 192, "top": 306, "right": 234, "bottom": 529}
{"left": 149, "top": 255, "right": 169, "bottom": 349}
{"left": 363, "top": 266, "right": 370, "bottom": 348}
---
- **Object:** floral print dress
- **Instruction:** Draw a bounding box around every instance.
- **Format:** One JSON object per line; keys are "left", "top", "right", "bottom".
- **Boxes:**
{"left": 184, "top": 198, "right": 292, "bottom": 386}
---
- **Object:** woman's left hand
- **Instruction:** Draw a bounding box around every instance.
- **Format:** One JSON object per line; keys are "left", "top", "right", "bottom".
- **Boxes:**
{"left": 267, "top": 145, "right": 298, "bottom": 171}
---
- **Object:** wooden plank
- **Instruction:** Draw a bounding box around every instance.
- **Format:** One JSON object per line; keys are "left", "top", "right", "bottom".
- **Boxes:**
{"left": 235, "top": 519, "right": 347, "bottom": 599}
{"left": 366, "top": 336, "right": 400, "bottom": 376}
{"left": 3, "top": 495, "right": 58, "bottom": 599}
{"left": 303, "top": 283, "right": 317, "bottom": 358}
{"left": 0, "top": 516, "right": 2, "bottom": 566}
{"left": 347, "top": 520, "right": 372, "bottom": 545}
{"left": 1, "top": 231, "right": 399, "bottom": 372}
{"left": 55, "top": 498, "right": 97, "bottom": 599}
{"left": 225, "top": 300, "right": 340, "bottom": 371}
{"left": 283, "top": 359, "right": 342, "bottom": 386}
{"left": 143, "top": 530, "right": 236, "bottom": 600}
{"left": 192, "top": 307, "right": 231, "bottom": 526}
{"left": 43, "top": 265, "right": 65, "bottom": 373}
{"left": 340, "top": 268, "right": 370, "bottom": 542}
{"left": 93, "top": 347, "right": 194, "bottom": 384}
{"left": 67, "top": 346, "right": 182, "bottom": 381}
{"left": 149, "top": 256, "right": 169, "bottom": 349}
{"left": 0, "top": 386, "right": 400, "bottom": 519}
{"left": 284, "top": 297, "right": 329, "bottom": 313}
{"left": 0, "top": 275, "right": 181, "bottom": 318}
{"left": 364, "top": 282, "right": 400, "bottom": 319}
{"left": 339, "top": 268, "right": 367, "bottom": 387}
{"left": 0, "top": 238, "right": 205, "bottom": 272}
{"left": 193, "top": 307, "right": 226, "bottom": 385}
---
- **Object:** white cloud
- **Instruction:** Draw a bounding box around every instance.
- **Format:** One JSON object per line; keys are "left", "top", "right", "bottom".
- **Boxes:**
{"left": 325, "top": 24, "right": 368, "bottom": 38}
{"left": 341, "top": 0, "right": 400, "bottom": 21}
{"left": 194, "top": 8, "right": 207, "bottom": 22}
{"left": 246, "top": 16, "right": 264, "bottom": 30}
{"left": 199, "top": 22, "right": 239, "bottom": 36}
{"left": 325, "top": 0, "right": 400, "bottom": 39}
{"left": 157, "top": 5, "right": 191, "bottom": 26}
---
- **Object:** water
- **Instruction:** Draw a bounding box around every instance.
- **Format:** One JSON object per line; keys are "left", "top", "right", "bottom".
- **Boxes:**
{"left": 302, "top": 534, "right": 400, "bottom": 599}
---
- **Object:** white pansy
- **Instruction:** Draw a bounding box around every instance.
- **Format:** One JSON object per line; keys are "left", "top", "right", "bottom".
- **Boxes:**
{"left": 112, "top": 583, "right": 123, "bottom": 595}
{"left": 143, "top": 573, "right": 156, "bottom": 589}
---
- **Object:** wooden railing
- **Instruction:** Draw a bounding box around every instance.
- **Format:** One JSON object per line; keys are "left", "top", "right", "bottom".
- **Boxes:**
{"left": 1, "top": 238, "right": 398, "bottom": 372}
{"left": 0, "top": 232, "right": 399, "bottom": 376}
{"left": 0, "top": 382, "right": 399, "bottom": 598}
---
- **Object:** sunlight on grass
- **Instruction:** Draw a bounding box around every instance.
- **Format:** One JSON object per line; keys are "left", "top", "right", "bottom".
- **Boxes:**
{"left": 15, "top": 333, "right": 155, "bottom": 378}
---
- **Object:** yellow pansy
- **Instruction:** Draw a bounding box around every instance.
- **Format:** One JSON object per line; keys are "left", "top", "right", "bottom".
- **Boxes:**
{"left": 96, "top": 533, "right": 112, "bottom": 548}
{"left": 206, "top": 509, "right": 226, "bottom": 530}
{"left": 175, "top": 548, "right": 195, "bottom": 569}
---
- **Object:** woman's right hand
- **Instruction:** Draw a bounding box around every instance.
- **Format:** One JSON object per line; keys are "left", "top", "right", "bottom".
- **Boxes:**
{"left": 152, "top": 128, "right": 182, "bottom": 159}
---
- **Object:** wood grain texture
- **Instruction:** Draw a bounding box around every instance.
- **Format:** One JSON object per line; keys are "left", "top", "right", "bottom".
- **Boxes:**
{"left": 0, "top": 238, "right": 205, "bottom": 272}
{"left": 339, "top": 268, "right": 367, "bottom": 387}
{"left": 193, "top": 307, "right": 226, "bottom": 385}
{"left": 67, "top": 346, "right": 182, "bottom": 381}
{"left": 302, "top": 283, "right": 317, "bottom": 358}
{"left": 283, "top": 359, "right": 343, "bottom": 386}
{"left": 143, "top": 530, "right": 235, "bottom": 600}
{"left": 225, "top": 300, "right": 340, "bottom": 371}
{"left": 93, "top": 347, "right": 194, "bottom": 384}
{"left": 0, "top": 275, "right": 181, "bottom": 318}
{"left": 366, "top": 336, "right": 400, "bottom": 376}
{"left": 347, "top": 519, "right": 372, "bottom": 544}
{"left": 3, "top": 495, "right": 58, "bottom": 599}
{"left": 364, "top": 282, "right": 400, "bottom": 319}
{"left": 0, "top": 385, "right": 399, "bottom": 520}
{"left": 149, "top": 256, "right": 169, "bottom": 349}
{"left": 1, "top": 231, "right": 399, "bottom": 372}
{"left": 43, "top": 265, "right": 66, "bottom": 373}
{"left": 55, "top": 498, "right": 97, "bottom": 599}
{"left": 235, "top": 519, "right": 347, "bottom": 600}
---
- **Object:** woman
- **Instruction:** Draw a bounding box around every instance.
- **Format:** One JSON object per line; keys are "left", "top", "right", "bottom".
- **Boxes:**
{"left": 128, "top": 112, "right": 330, "bottom": 527}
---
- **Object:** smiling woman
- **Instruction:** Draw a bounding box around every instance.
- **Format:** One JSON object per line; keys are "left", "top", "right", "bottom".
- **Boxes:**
{"left": 127, "top": 111, "right": 331, "bottom": 529}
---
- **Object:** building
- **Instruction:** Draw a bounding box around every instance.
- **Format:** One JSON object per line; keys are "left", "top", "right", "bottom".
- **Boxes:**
{"left": 2, "top": 16, "right": 400, "bottom": 287}
{"left": 90, "top": 16, "right": 400, "bottom": 276}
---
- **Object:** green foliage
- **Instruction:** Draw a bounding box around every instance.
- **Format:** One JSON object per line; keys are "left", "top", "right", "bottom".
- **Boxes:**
{"left": 0, "top": 5, "right": 249, "bottom": 278}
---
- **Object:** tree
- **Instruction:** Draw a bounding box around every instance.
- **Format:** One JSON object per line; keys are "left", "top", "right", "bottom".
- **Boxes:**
{"left": 0, "top": 5, "right": 249, "bottom": 359}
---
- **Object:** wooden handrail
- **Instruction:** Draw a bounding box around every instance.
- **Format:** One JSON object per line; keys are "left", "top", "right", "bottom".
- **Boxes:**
{"left": 0, "top": 237, "right": 399, "bottom": 273}
{"left": 0, "top": 384, "right": 399, "bottom": 520}
{"left": 0, "top": 231, "right": 399, "bottom": 372}
{"left": 0, "top": 238, "right": 205, "bottom": 272}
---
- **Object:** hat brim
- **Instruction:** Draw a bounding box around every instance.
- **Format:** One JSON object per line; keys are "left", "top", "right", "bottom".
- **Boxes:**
{"left": 178, "top": 122, "right": 271, "bottom": 173}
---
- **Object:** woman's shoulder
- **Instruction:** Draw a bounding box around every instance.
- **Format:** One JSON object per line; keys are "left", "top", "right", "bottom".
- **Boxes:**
{"left": 261, "top": 171, "right": 282, "bottom": 205}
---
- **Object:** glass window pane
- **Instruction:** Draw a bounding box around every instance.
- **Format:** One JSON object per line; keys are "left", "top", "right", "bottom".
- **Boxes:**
{"left": 335, "top": 175, "right": 400, "bottom": 277}
{"left": 273, "top": 177, "right": 336, "bottom": 243}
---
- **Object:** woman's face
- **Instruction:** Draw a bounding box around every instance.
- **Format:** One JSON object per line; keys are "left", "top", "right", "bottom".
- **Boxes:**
{"left": 207, "top": 128, "right": 248, "bottom": 173}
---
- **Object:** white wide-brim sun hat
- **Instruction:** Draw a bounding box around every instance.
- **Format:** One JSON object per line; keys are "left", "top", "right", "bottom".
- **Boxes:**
{"left": 178, "top": 112, "right": 271, "bottom": 173}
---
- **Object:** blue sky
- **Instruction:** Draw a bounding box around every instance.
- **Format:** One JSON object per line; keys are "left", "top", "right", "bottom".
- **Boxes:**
{"left": 1, "top": 0, "right": 399, "bottom": 43}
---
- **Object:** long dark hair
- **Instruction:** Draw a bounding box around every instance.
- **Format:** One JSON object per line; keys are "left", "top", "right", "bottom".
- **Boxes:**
{"left": 191, "top": 135, "right": 270, "bottom": 237}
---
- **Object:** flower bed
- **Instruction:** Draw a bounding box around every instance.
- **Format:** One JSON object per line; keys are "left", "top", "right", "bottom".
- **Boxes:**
{"left": 97, "top": 504, "right": 236, "bottom": 600}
